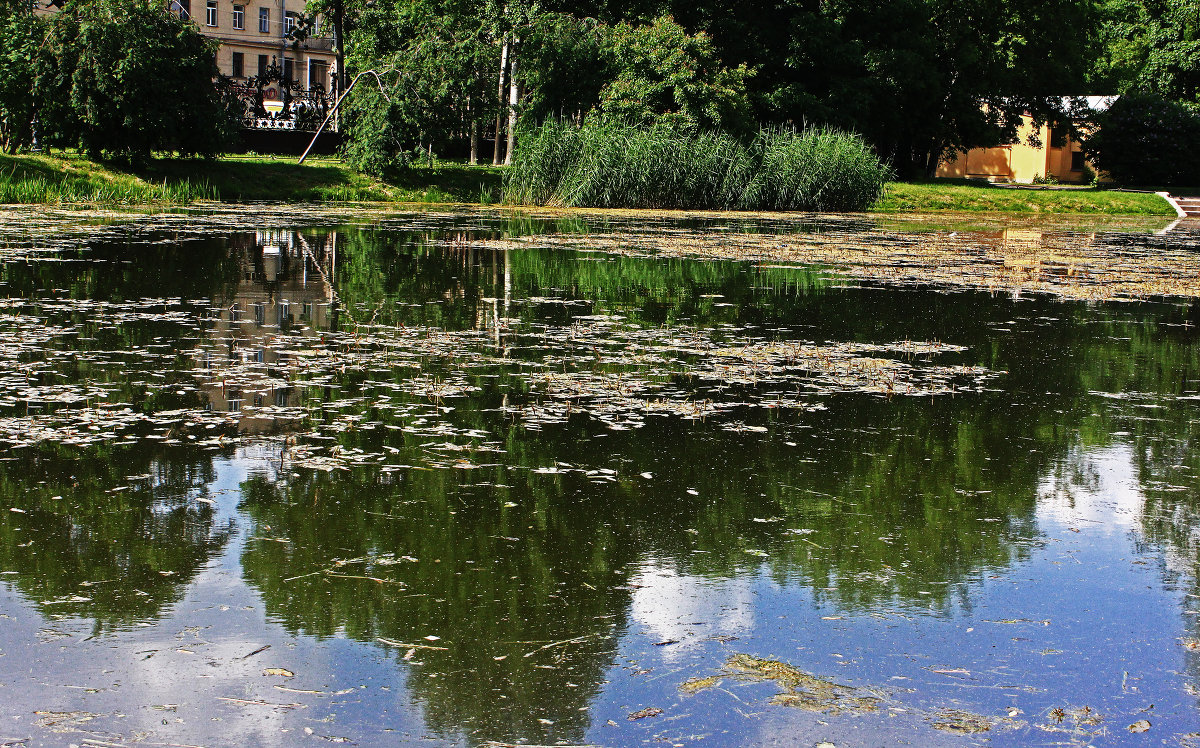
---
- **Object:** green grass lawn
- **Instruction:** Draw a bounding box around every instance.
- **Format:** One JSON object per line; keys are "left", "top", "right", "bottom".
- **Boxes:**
{"left": 877, "top": 180, "right": 1176, "bottom": 216}
{"left": 0, "top": 151, "right": 1179, "bottom": 216}
{"left": 0, "top": 151, "right": 504, "bottom": 205}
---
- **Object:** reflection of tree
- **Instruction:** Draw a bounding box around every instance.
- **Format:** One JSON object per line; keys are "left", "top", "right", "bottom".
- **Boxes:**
{"left": 239, "top": 460, "right": 632, "bottom": 746}
{"left": 0, "top": 445, "right": 234, "bottom": 633}
{"left": 237, "top": 376, "right": 1083, "bottom": 743}
{"left": 0, "top": 233, "right": 243, "bottom": 303}
{"left": 332, "top": 226, "right": 831, "bottom": 332}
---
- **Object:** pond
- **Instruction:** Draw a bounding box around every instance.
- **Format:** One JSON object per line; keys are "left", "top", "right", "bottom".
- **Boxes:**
{"left": 0, "top": 205, "right": 1198, "bottom": 747}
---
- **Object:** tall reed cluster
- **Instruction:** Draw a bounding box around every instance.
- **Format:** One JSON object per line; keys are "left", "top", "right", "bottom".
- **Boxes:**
{"left": 503, "top": 121, "right": 891, "bottom": 212}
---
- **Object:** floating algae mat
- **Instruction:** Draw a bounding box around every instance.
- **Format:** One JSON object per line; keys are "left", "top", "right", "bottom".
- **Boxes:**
{"left": 0, "top": 205, "right": 1198, "bottom": 746}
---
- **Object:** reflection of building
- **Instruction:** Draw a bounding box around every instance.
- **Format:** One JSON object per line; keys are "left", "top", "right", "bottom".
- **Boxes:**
{"left": 197, "top": 230, "right": 337, "bottom": 430}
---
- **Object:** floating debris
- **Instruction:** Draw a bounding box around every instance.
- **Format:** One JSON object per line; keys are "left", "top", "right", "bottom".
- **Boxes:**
{"left": 627, "top": 707, "right": 663, "bottom": 720}
{"left": 723, "top": 654, "right": 882, "bottom": 715}
{"left": 929, "top": 708, "right": 994, "bottom": 734}
{"left": 680, "top": 675, "right": 723, "bottom": 694}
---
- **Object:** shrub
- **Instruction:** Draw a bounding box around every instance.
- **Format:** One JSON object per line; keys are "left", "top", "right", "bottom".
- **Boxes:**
{"left": 503, "top": 120, "right": 890, "bottom": 212}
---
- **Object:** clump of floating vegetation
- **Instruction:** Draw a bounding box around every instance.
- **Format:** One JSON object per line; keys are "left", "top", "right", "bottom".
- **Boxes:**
{"left": 719, "top": 654, "right": 883, "bottom": 714}
{"left": 503, "top": 120, "right": 890, "bottom": 212}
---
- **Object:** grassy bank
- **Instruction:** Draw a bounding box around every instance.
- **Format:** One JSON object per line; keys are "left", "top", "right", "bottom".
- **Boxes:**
{"left": 878, "top": 180, "right": 1176, "bottom": 216}
{"left": 0, "top": 152, "right": 502, "bottom": 205}
{"left": 0, "top": 151, "right": 1178, "bottom": 216}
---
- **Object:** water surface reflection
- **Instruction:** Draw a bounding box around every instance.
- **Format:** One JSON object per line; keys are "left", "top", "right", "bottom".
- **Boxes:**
{"left": 0, "top": 210, "right": 1197, "bottom": 746}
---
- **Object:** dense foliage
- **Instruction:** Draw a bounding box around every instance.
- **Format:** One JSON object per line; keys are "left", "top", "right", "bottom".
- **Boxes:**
{"left": 336, "top": 0, "right": 1104, "bottom": 178}
{"left": 503, "top": 119, "right": 890, "bottom": 211}
{"left": 1082, "top": 93, "right": 1200, "bottom": 186}
{"left": 3, "top": 0, "right": 1194, "bottom": 189}
{"left": 36, "top": 0, "right": 238, "bottom": 163}
{"left": 0, "top": 0, "right": 46, "bottom": 153}
{"left": 1091, "top": 0, "right": 1200, "bottom": 101}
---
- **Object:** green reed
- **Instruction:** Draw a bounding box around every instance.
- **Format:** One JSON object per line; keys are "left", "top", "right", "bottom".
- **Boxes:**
{"left": 503, "top": 121, "right": 891, "bottom": 212}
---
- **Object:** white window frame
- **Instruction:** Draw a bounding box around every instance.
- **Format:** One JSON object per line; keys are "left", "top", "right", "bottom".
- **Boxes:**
{"left": 232, "top": 4, "right": 244, "bottom": 29}
{"left": 205, "top": 0, "right": 217, "bottom": 27}
{"left": 284, "top": 12, "right": 296, "bottom": 35}
{"left": 258, "top": 7, "right": 269, "bottom": 33}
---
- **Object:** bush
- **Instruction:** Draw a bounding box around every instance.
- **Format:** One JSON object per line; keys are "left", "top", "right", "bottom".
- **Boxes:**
{"left": 503, "top": 120, "right": 890, "bottom": 212}
{"left": 1082, "top": 93, "right": 1200, "bottom": 186}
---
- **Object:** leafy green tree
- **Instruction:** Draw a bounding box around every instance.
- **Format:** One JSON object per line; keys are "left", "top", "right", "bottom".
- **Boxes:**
{"left": 516, "top": 13, "right": 611, "bottom": 128}
{"left": 36, "top": 0, "right": 238, "bottom": 164}
{"left": 0, "top": 1, "right": 47, "bottom": 153}
{"left": 1092, "top": 0, "right": 1200, "bottom": 101}
{"left": 342, "top": 0, "right": 497, "bottom": 174}
{"left": 597, "top": 15, "right": 753, "bottom": 133}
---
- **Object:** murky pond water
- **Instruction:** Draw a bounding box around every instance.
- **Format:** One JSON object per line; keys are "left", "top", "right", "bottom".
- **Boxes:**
{"left": 1, "top": 206, "right": 1199, "bottom": 747}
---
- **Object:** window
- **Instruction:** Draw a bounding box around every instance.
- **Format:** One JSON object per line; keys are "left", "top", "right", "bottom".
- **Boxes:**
{"left": 232, "top": 51, "right": 244, "bottom": 78}
{"left": 309, "top": 60, "right": 328, "bottom": 91}
{"left": 283, "top": 58, "right": 294, "bottom": 84}
{"left": 284, "top": 11, "right": 297, "bottom": 35}
{"left": 173, "top": 0, "right": 190, "bottom": 19}
{"left": 257, "top": 54, "right": 268, "bottom": 78}
{"left": 258, "top": 6, "right": 269, "bottom": 33}
{"left": 1071, "top": 151, "right": 1085, "bottom": 172}
{"left": 205, "top": 0, "right": 216, "bottom": 25}
{"left": 232, "top": 4, "right": 243, "bottom": 29}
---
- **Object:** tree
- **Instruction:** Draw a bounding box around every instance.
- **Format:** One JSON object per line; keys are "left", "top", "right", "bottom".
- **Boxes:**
{"left": 36, "top": 0, "right": 238, "bottom": 164}
{"left": 666, "top": 0, "right": 1098, "bottom": 177}
{"left": 342, "top": 0, "right": 498, "bottom": 174}
{"left": 1082, "top": 92, "right": 1200, "bottom": 185}
{"left": 597, "top": 15, "right": 753, "bottom": 133}
{"left": 1093, "top": 0, "right": 1200, "bottom": 102}
{"left": 0, "top": 0, "right": 47, "bottom": 153}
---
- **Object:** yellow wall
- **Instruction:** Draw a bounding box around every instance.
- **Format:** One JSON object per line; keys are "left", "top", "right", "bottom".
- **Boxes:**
{"left": 937, "top": 115, "right": 1098, "bottom": 184}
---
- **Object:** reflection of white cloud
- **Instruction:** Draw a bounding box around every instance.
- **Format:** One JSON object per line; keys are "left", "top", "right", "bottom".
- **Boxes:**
{"left": 1037, "top": 444, "right": 1143, "bottom": 532}
{"left": 630, "top": 562, "right": 753, "bottom": 660}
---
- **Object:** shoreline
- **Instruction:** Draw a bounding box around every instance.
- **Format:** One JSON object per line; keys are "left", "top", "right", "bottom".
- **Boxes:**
{"left": 0, "top": 151, "right": 1180, "bottom": 217}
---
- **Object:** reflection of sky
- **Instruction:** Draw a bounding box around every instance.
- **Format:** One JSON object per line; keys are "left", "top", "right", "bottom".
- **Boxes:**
{"left": 1036, "top": 443, "right": 1143, "bottom": 534}
{"left": 630, "top": 562, "right": 754, "bottom": 660}
{"left": 0, "top": 450, "right": 429, "bottom": 748}
{"left": 587, "top": 441, "right": 1199, "bottom": 747}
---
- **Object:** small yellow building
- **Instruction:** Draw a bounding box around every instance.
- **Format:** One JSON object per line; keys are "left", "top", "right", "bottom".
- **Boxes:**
{"left": 937, "top": 98, "right": 1113, "bottom": 184}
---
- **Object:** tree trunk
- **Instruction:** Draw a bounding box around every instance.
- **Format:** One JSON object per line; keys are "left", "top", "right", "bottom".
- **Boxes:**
{"left": 503, "top": 38, "right": 519, "bottom": 166}
{"left": 332, "top": 0, "right": 347, "bottom": 93}
{"left": 468, "top": 96, "right": 478, "bottom": 165}
{"left": 492, "top": 39, "right": 509, "bottom": 166}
